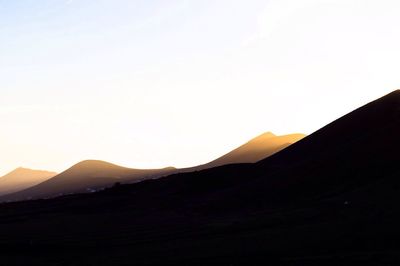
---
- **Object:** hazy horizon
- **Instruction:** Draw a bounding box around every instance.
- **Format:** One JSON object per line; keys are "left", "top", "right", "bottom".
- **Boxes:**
{"left": 1, "top": 0, "right": 400, "bottom": 175}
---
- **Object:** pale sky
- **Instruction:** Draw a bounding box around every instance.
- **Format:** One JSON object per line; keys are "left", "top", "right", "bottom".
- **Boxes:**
{"left": 1, "top": 0, "right": 400, "bottom": 175}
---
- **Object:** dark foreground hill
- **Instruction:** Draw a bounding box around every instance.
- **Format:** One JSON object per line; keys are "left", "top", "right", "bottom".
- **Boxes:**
{"left": 0, "top": 91, "right": 400, "bottom": 265}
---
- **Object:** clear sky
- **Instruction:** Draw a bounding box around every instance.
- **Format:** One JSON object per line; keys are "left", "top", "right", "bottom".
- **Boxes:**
{"left": 1, "top": 0, "right": 400, "bottom": 175}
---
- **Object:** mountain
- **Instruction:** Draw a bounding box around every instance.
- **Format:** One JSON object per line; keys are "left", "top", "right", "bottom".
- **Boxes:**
{"left": 178, "top": 132, "right": 305, "bottom": 173}
{"left": 245, "top": 89, "right": 400, "bottom": 204}
{"left": 203, "top": 132, "right": 305, "bottom": 167}
{"left": 145, "top": 90, "right": 400, "bottom": 209}
{"left": 0, "top": 168, "right": 56, "bottom": 196}
{"left": 0, "top": 132, "right": 304, "bottom": 202}
{"left": 1, "top": 160, "right": 176, "bottom": 201}
{"left": 1, "top": 91, "right": 400, "bottom": 264}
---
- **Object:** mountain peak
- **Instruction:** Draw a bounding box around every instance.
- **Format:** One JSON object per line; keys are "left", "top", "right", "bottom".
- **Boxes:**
{"left": 11, "top": 167, "right": 29, "bottom": 173}
{"left": 72, "top": 160, "right": 125, "bottom": 170}
{"left": 8, "top": 167, "right": 55, "bottom": 175}
{"left": 259, "top": 131, "right": 276, "bottom": 137}
{"left": 249, "top": 132, "right": 276, "bottom": 142}
{"left": 162, "top": 166, "right": 177, "bottom": 170}
{"left": 248, "top": 132, "right": 305, "bottom": 144}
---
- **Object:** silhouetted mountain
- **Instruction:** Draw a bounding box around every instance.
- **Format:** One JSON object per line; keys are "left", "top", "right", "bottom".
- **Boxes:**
{"left": 135, "top": 90, "right": 400, "bottom": 210}
{"left": 0, "top": 91, "right": 400, "bottom": 264}
{"left": 1, "top": 160, "right": 176, "bottom": 201}
{"left": 0, "top": 168, "right": 56, "bottom": 196}
{"left": 247, "top": 89, "right": 400, "bottom": 204}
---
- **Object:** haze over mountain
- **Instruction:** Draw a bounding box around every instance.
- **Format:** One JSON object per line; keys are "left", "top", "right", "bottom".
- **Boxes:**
{"left": 0, "top": 168, "right": 56, "bottom": 196}
{"left": 2, "top": 160, "right": 176, "bottom": 201}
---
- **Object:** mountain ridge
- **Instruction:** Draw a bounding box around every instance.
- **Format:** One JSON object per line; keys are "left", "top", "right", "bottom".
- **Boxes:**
{"left": 0, "top": 91, "right": 399, "bottom": 264}
{"left": 0, "top": 168, "right": 57, "bottom": 196}
{"left": 1, "top": 160, "right": 177, "bottom": 201}
{"left": 0, "top": 131, "right": 305, "bottom": 201}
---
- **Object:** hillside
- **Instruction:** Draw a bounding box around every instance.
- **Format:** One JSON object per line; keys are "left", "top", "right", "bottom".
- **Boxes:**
{"left": 1, "top": 160, "right": 175, "bottom": 201}
{"left": 204, "top": 132, "right": 305, "bottom": 167}
{"left": 0, "top": 168, "right": 56, "bottom": 196}
{"left": 179, "top": 132, "right": 304, "bottom": 173}
{"left": 0, "top": 91, "right": 400, "bottom": 264}
{"left": 0, "top": 131, "right": 305, "bottom": 202}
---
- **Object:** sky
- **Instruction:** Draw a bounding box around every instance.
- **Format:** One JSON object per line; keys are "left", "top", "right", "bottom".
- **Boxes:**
{"left": 1, "top": 0, "right": 400, "bottom": 175}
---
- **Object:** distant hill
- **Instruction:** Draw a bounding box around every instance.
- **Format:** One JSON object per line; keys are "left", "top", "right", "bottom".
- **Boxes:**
{"left": 203, "top": 132, "right": 305, "bottom": 168}
{"left": 0, "top": 168, "right": 56, "bottom": 196}
{"left": 0, "top": 132, "right": 304, "bottom": 202}
{"left": 178, "top": 132, "right": 304, "bottom": 173}
{"left": 1, "top": 160, "right": 176, "bottom": 201}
